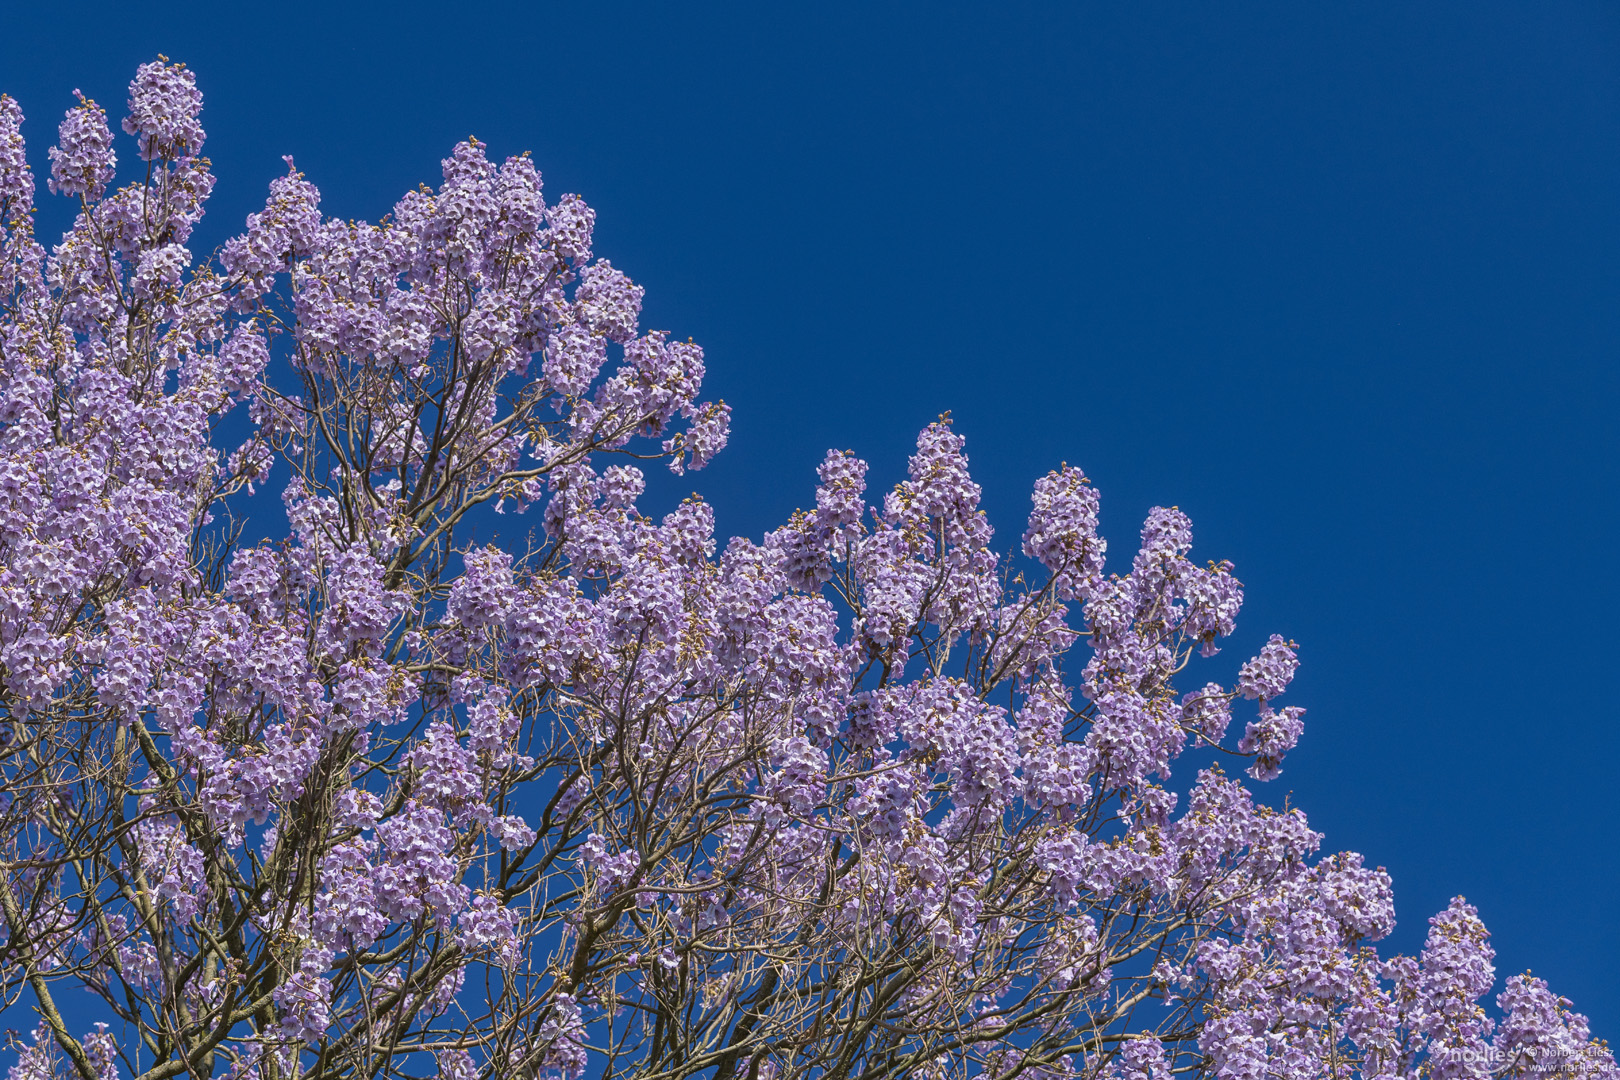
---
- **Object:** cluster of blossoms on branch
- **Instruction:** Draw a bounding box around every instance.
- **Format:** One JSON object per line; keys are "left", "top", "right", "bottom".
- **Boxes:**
{"left": 0, "top": 59, "right": 1612, "bottom": 1080}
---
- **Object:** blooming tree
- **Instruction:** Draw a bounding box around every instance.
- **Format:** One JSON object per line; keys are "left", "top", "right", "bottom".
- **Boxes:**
{"left": 0, "top": 59, "right": 1613, "bottom": 1080}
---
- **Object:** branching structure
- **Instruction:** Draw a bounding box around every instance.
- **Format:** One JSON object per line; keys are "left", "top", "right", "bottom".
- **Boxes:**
{"left": 0, "top": 60, "right": 1612, "bottom": 1080}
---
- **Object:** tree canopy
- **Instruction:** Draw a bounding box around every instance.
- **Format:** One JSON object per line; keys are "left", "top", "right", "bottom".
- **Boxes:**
{"left": 0, "top": 59, "right": 1612, "bottom": 1080}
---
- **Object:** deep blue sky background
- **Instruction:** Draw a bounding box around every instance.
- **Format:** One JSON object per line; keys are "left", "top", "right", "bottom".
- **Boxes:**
{"left": 4, "top": 0, "right": 1617, "bottom": 1038}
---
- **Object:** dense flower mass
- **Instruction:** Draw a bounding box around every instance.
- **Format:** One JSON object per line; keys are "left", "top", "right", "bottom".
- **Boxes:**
{"left": 0, "top": 59, "right": 1612, "bottom": 1080}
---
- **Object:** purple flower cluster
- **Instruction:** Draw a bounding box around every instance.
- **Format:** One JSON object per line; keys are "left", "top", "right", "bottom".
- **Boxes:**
{"left": 1023, "top": 464, "right": 1106, "bottom": 600}
{"left": 46, "top": 92, "right": 116, "bottom": 199}
{"left": 121, "top": 59, "right": 204, "bottom": 161}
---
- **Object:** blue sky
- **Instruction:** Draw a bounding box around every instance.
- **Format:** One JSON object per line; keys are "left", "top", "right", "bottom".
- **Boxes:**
{"left": 5, "top": 0, "right": 1617, "bottom": 1036}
